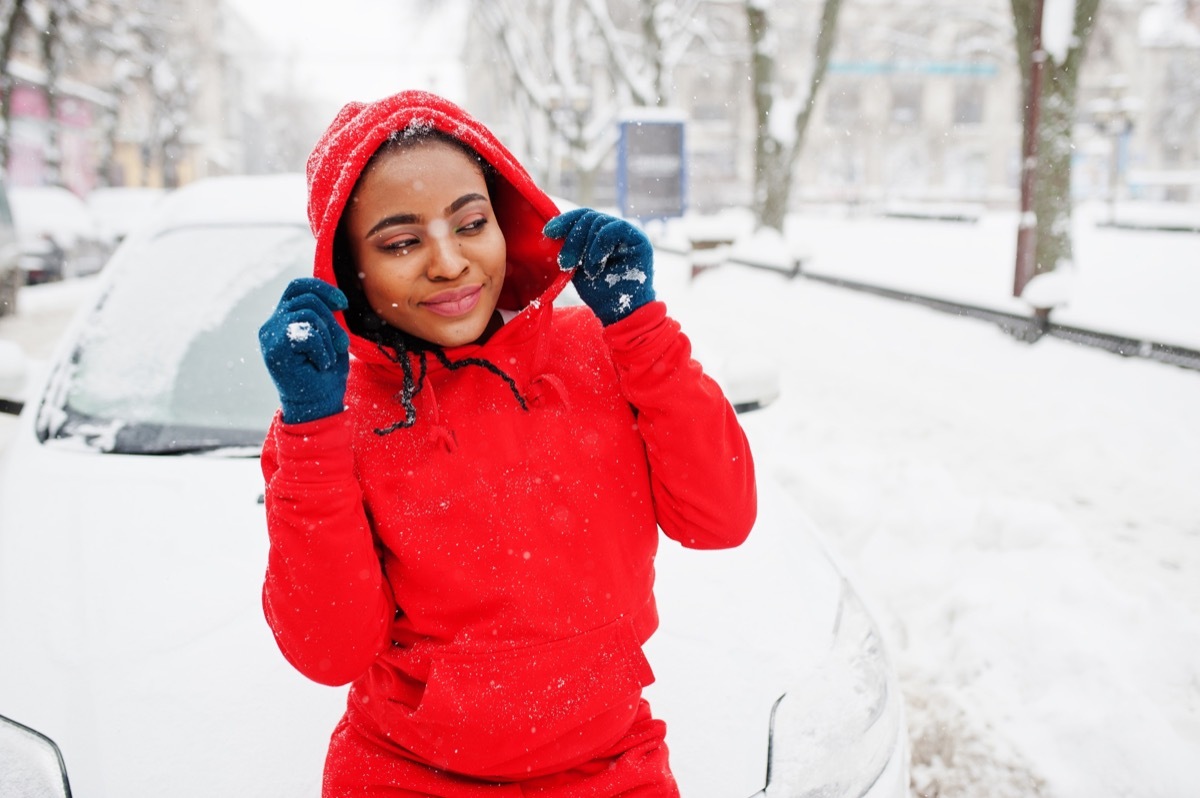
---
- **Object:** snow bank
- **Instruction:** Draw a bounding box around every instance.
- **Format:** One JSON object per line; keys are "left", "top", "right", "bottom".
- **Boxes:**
{"left": 1020, "top": 267, "right": 1076, "bottom": 310}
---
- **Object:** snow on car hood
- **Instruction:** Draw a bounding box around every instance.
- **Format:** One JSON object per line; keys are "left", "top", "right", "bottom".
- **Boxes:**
{"left": 0, "top": 430, "right": 341, "bottom": 797}
{"left": 647, "top": 471, "right": 842, "bottom": 797}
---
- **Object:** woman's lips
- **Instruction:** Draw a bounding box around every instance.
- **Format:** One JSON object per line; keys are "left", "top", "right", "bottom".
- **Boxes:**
{"left": 422, "top": 285, "right": 483, "bottom": 317}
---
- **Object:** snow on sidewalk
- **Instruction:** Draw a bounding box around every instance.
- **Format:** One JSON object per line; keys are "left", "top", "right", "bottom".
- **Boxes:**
{"left": 775, "top": 204, "right": 1200, "bottom": 351}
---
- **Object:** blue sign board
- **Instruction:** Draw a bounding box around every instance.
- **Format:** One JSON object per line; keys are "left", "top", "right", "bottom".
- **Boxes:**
{"left": 616, "top": 117, "right": 687, "bottom": 221}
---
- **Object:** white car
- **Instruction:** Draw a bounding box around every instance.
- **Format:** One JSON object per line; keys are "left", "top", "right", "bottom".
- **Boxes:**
{"left": 85, "top": 186, "right": 170, "bottom": 248}
{"left": 0, "top": 182, "right": 21, "bottom": 317}
{"left": 0, "top": 174, "right": 907, "bottom": 798}
{"left": 9, "top": 186, "right": 111, "bottom": 282}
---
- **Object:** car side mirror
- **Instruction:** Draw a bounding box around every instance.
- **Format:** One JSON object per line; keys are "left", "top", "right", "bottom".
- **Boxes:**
{"left": 0, "top": 714, "right": 72, "bottom": 798}
{"left": 0, "top": 339, "right": 30, "bottom": 414}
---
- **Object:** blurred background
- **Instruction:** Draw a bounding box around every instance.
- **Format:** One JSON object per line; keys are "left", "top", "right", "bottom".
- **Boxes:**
{"left": 0, "top": 0, "right": 1195, "bottom": 221}
{"left": 1, "top": 0, "right": 1197, "bottom": 310}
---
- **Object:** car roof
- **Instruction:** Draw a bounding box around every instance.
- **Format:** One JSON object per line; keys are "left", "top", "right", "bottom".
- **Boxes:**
{"left": 143, "top": 174, "right": 309, "bottom": 234}
{"left": 8, "top": 185, "right": 97, "bottom": 239}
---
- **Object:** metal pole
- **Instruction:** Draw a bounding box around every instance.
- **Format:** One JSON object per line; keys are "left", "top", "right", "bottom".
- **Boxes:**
{"left": 1108, "top": 125, "right": 1119, "bottom": 225}
{"left": 1014, "top": 0, "right": 1046, "bottom": 299}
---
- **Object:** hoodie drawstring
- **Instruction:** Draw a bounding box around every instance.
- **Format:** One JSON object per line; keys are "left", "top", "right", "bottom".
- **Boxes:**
{"left": 373, "top": 346, "right": 426, "bottom": 436}
{"left": 430, "top": 349, "right": 529, "bottom": 412}
{"left": 372, "top": 345, "right": 528, "bottom": 438}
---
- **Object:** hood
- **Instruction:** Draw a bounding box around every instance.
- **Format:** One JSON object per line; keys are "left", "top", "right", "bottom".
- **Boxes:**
{"left": 305, "top": 90, "right": 569, "bottom": 361}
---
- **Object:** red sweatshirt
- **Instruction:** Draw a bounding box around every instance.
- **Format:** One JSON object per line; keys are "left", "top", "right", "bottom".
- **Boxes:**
{"left": 261, "top": 91, "right": 756, "bottom": 782}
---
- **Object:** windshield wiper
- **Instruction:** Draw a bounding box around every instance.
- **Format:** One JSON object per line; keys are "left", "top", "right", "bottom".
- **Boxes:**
{"left": 134, "top": 442, "right": 263, "bottom": 457}
{"left": 48, "top": 407, "right": 264, "bottom": 455}
{"left": 109, "top": 428, "right": 264, "bottom": 456}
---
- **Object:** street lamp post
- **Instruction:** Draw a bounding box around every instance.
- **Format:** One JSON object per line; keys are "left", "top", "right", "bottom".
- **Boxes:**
{"left": 1087, "top": 76, "right": 1136, "bottom": 226}
{"left": 1014, "top": 0, "right": 1046, "bottom": 301}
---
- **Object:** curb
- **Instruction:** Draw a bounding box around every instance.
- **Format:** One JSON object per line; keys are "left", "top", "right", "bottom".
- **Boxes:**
{"left": 799, "top": 271, "right": 1200, "bottom": 373}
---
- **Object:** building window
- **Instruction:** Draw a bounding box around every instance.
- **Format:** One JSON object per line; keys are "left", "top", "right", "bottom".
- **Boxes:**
{"left": 945, "top": 147, "right": 988, "bottom": 197}
{"left": 825, "top": 82, "right": 861, "bottom": 127}
{"left": 954, "top": 82, "right": 986, "bottom": 125}
{"left": 890, "top": 82, "right": 923, "bottom": 127}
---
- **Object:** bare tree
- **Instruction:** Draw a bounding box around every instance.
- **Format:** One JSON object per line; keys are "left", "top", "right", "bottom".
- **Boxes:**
{"left": 477, "top": 0, "right": 722, "bottom": 205}
{"left": 35, "top": 0, "right": 65, "bottom": 185}
{"left": 1, "top": 0, "right": 201, "bottom": 187}
{"left": 3, "top": 0, "right": 99, "bottom": 185}
{"left": 1011, "top": 0, "right": 1101, "bottom": 293}
{"left": 478, "top": 0, "right": 846, "bottom": 224}
{"left": 478, "top": 0, "right": 644, "bottom": 204}
{"left": 0, "top": 0, "right": 31, "bottom": 171}
{"left": 99, "top": 0, "right": 198, "bottom": 187}
{"left": 745, "top": 0, "right": 844, "bottom": 233}
{"left": 3, "top": 0, "right": 141, "bottom": 185}
{"left": 86, "top": 0, "right": 159, "bottom": 186}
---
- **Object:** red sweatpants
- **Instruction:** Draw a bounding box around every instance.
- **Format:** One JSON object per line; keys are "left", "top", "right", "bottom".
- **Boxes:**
{"left": 322, "top": 699, "right": 680, "bottom": 797}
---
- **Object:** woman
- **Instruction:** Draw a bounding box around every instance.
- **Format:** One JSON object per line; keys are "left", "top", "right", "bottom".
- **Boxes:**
{"left": 258, "top": 90, "right": 756, "bottom": 796}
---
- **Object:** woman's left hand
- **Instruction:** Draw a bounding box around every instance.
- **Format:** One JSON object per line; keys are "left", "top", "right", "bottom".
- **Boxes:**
{"left": 544, "top": 208, "right": 656, "bottom": 325}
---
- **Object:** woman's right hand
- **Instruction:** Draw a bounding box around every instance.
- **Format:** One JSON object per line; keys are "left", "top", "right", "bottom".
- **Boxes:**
{"left": 258, "top": 277, "right": 350, "bottom": 424}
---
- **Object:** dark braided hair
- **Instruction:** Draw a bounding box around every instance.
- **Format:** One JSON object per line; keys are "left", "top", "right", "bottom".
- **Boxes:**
{"left": 331, "top": 124, "right": 526, "bottom": 435}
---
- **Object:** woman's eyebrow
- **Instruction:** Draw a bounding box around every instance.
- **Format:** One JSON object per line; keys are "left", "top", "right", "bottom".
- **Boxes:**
{"left": 365, "top": 212, "right": 420, "bottom": 239}
{"left": 446, "top": 193, "right": 488, "bottom": 215}
{"left": 364, "top": 194, "right": 488, "bottom": 239}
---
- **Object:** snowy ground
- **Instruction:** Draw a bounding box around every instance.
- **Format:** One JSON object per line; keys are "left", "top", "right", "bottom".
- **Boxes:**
{"left": 2, "top": 210, "right": 1198, "bottom": 798}
{"left": 661, "top": 209, "right": 1200, "bottom": 798}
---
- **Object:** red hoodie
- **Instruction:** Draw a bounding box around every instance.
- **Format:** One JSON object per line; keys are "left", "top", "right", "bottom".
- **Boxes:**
{"left": 260, "top": 91, "right": 756, "bottom": 782}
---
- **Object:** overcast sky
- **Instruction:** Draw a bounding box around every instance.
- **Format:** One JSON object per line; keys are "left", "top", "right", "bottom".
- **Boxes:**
{"left": 225, "top": 0, "right": 469, "bottom": 118}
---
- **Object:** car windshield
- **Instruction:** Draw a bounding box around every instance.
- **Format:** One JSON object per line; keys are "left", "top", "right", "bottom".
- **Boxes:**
{"left": 43, "top": 223, "right": 313, "bottom": 455}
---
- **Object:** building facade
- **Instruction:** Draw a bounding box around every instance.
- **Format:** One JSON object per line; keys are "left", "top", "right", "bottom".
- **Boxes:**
{"left": 463, "top": 0, "right": 1200, "bottom": 214}
{"left": 1, "top": 0, "right": 316, "bottom": 195}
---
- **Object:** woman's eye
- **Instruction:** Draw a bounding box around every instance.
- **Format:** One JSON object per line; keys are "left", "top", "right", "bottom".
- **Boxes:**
{"left": 458, "top": 217, "right": 487, "bottom": 234}
{"left": 383, "top": 237, "right": 419, "bottom": 252}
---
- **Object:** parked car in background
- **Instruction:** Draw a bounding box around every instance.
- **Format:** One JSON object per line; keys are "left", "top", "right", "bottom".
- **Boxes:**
{"left": 85, "top": 186, "right": 169, "bottom": 248}
{"left": 0, "top": 174, "right": 907, "bottom": 798}
{"left": 9, "top": 185, "right": 110, "bottom": 283}
{"left": 0, "top": 183, "right": 20, "bottom": 316}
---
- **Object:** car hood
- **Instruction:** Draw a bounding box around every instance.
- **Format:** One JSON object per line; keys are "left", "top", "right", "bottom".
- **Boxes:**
{"left": 0, "top": 424, "right": 340, "bottom": 797}
{"left": 647, "top": 468, "right": 841, "bottom": 797}
{"left": 0, "top": 411, "right": 843, "bottom": 798}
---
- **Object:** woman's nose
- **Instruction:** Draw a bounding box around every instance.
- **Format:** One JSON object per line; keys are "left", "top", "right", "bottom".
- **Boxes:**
{"left": 426, "top": 227, "right": 467, "bottom": 279}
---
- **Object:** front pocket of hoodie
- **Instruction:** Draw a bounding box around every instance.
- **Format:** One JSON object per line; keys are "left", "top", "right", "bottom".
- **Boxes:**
{"left": 388, "top": 616, "right": 655, "bottom": 775}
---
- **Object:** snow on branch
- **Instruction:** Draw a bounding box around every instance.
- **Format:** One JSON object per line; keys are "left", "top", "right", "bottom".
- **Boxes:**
{"left": 579, "top": 0, "right": 657, "bottom": 106}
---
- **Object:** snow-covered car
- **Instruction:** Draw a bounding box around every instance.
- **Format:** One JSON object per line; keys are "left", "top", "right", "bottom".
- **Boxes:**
{"left": 0, "top": 174, "right": 907, "bottom": 798}
{"left": 9, "top": 185, "right": 111, "bottom": 282}
{"left": 85, "top": 186, "right": 169, "bottom": 248}
{"left": 0, "top": 182, "right": 21, "bottom": 316}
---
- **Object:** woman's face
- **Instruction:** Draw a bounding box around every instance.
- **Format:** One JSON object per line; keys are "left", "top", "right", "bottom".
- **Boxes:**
{"left": 344, "top": 139, "right": 506, "bottom": 348}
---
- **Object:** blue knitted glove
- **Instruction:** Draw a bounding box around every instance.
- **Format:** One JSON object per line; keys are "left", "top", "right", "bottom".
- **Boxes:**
{"left": 258, "top": 278, "right": 350, "bottom": 424}
{"left": 544, "top": 208, "right": 655, "bottom": 325}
